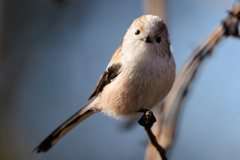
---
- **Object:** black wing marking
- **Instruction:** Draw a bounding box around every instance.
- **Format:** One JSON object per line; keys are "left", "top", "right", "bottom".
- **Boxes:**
{"left": 88, "top": 63, "right": 122, "bottom": 101}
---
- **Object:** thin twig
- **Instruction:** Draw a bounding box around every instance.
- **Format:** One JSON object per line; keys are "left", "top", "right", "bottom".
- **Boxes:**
{"left": 145, "top": 127, "right": 167, "bottom": 160}
{"left": 138, "top": 110, "right": 167, "bottom": 160}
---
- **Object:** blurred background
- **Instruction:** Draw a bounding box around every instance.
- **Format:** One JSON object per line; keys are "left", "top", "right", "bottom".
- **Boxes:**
{"left": 1, "top": 0, "right": 240, "bottom": 160}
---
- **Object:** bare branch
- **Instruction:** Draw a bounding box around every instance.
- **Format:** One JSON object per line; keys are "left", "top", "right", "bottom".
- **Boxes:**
{"left": 138, "top": 110, "right": 167, "bottom": 160}
{"left": 144, "top": 0, "right": 167, "bottom": 22}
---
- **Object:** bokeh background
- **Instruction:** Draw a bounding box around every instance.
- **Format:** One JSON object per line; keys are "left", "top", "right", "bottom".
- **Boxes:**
{"left": 1, "top": 0, "right": 240, "bottom": 160}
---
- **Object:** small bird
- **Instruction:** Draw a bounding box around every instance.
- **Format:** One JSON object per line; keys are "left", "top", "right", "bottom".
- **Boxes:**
{"left": 33, "top": 15, "right": 176, "bottom": 153}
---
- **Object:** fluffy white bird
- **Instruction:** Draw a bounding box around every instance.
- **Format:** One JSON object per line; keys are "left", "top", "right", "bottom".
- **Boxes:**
{"left": 33, "top": 15, "right": 176, "bottom": 153}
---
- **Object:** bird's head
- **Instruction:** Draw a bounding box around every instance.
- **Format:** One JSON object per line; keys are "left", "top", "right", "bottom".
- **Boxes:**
{"left": 123, "top": 15, "right": 172, "bottom": 58}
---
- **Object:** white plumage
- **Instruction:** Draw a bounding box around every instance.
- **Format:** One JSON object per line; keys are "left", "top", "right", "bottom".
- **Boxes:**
{"left": 33, "top": 15, "right": 176, "bottom": 153}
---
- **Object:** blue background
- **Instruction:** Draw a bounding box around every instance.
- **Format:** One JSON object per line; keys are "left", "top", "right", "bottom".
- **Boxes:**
{"left": 0, "top": 0, "right": 240, "bottom": 160}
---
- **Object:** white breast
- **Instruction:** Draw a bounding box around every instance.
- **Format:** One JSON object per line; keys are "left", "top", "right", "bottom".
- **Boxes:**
{"left": 122, "top": 53, "right": 175, "bottom": 114}
{"left": 99, "top": 46, "right": 176, "bottom": 119}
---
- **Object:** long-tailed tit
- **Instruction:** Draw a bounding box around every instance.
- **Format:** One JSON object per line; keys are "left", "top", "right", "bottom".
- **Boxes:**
{"left": 33, "top": 15, "right": 176, "bottom": 153}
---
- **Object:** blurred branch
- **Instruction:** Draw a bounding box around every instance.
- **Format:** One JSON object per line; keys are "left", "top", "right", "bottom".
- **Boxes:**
{"left": 144, "top": 0, "right": 167, "bottom": 22}
{"left": 144, "top": 2, "right": 240, "bottom": 160}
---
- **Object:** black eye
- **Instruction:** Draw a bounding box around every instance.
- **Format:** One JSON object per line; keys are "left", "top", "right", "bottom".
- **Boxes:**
{"left": 156, "top": 37, "right": 161, "bottom": 43}
{"left": 135, "top": 30, "right": 140, "bottom": 35}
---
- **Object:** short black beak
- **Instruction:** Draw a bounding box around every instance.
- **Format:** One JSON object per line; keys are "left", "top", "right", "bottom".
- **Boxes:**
{"left": 141, "top": 36, "right": 152, "bottom": 43}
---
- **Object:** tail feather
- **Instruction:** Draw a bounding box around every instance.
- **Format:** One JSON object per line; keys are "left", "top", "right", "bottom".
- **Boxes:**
{"left": 33, "top": 104, "right": 95, "bottom": 153}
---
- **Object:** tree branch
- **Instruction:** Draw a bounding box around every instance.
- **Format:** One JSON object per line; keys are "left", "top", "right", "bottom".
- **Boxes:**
{"left": 138, "top": 110, "right": 167, "bottom": 160}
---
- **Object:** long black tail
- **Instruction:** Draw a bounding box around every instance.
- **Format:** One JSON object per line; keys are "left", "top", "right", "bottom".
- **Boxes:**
{"left": 33, "top": 103, "right": 95, "bottom": 153}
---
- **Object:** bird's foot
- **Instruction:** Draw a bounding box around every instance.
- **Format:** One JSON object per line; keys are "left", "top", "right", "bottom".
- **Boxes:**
{"left": 137, "top": 109, "right": 156, "bottom": 128}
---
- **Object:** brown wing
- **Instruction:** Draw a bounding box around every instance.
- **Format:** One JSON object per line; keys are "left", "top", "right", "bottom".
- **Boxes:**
{"left": 88, "top": 44, "right": 122, "bottom": 101}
